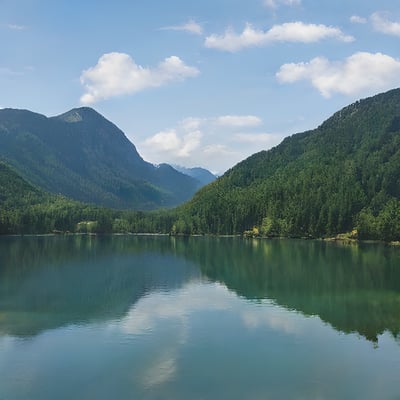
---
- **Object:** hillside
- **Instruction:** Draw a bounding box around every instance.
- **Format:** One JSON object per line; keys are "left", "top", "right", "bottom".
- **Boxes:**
{"left": 0, "top": 107, "right": 201, "bottom": 210}
{"left": 0, "top": 161, "right": 57, "bottom": 234}
{"left": 175, "top": 89, "right": 400, "bottom": 240}
{"left": 0, "top": 161, "right": 48, "bottom": 209}
{"left": 0, "top": 161, "right": 95, "bottom": 234}
{"left": 0, "top": 158, "right": 182, "bottom": 235}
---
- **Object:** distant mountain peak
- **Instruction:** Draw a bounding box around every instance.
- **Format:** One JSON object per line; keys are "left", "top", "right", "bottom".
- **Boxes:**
{"left": 59, "top": 110, "right": 83, "bottom": 123}
{"left": 172, "top": 165, "right": 217, "bottom": 185}
{"left": 56, "top": 107, "right": 103, "bottom": 123}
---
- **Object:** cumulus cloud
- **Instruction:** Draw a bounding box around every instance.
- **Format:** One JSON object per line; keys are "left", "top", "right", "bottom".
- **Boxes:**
{"left": 142, "top": 118, "right": 204, "bottom": 163}
{"left": 138, "top": 113, "right": 285, "bottom": 173}
{"left": 142, "top": 115, "right": 263, "bottom": 163}
{"left": 160, "top": 19, "right": 203, "bottom": 35}
{"left": 263, "top": 0, "right": 301, "bottom": 9}
{"left": 80, "top": 52, "right": 199, "bottom": 104}
{"left": 276, "top": 52, "right": 400, "bottom": 98}
{"left": 350, "top": 15, "right": 367, "bottom": 24}
{"left": 267, "top": 22, "right": 353, "bottom": 43}
{"left": 144, "top": 128, "right": 202, "bottom": 158}
{"left": 145, "top": 130, "right": 182, "bottom": 152}
{"left": 371, "top": 12, "right": 400, "bottom": 37}
{"left": 204, "top": 22, "right": 354, "bottom": 52}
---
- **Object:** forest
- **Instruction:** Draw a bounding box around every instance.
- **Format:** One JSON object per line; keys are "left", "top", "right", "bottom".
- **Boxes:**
{"left": 170, "top": 89, "right": 400, "bottom": 241}
{"left": 1, "top": 89, "right": 400, "bottom": 242}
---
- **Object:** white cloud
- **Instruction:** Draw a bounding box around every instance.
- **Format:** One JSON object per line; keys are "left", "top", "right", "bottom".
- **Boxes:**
{"left": 263, "top": 0, "right": 301, "bottom": 9}
{"left": 216, "top": 115, "right": 262, "bottom": 127}
{"left": 276, "top": 52, "right": 400, "bottom": 98}
{"left": 203, "top": 143, "right": 236, "bottom": 156}
{"left": 267, "top": 22, "right": 354, "bottom": 43}
{"left": 204, "top": 22, "right": 354, "bottom": 52}
{"left": 161, "top": 19, "right": 203, "bottom": 35}
{"left": 371, "top": 12, "right": 400, "bottom": 37}
{"left": 179, "top": 131, "right": 203, "bottom": 157}
{"left": 80, "top": 52, "right": 199, "bottom": 104}
{"left": 142, "top": 114, "right": 263, "bottom": 164}
{"left": 180, "top": 117, "right": 203, "bottom": 132}
{"left": 144, "top": 128, "right": 202, "bottom": 158}
{"left": 205, "top": 24, "right": 266, "bottom": 52}
{"left": 138, "top": 113, "right": 285, "bottom": 173}
{"left": 350, "top": 15, "right": 367, "bottom": 24}
{"left": 145, "top": 129, "right": 182, "bottom": 152}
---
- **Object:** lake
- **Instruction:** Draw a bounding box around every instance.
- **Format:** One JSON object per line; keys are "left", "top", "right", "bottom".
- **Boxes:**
{"left": 0, "top": 235, "right": 399, "bottom": 399}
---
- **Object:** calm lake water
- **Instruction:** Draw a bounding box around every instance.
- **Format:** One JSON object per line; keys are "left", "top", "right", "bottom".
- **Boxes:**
{"left": 0, "top": 235, "right": 399, "bottom": 399}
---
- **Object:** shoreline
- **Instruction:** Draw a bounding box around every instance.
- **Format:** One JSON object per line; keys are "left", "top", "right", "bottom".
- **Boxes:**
{"left": 1, "top": 231, "right": 399, "bottom": 246}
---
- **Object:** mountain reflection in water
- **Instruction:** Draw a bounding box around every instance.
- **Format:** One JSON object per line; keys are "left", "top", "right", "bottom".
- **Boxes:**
{"left": 0, "top": 235, "right": 399, "bottom": 343}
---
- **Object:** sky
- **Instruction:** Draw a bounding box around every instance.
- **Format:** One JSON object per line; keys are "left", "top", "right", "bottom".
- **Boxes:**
{"left": 2, "top": 0, "right": 400, "bottom": 174}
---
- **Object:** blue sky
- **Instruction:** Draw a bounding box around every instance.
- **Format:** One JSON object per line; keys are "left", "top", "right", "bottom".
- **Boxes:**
{"left": 2, "top": 0, "right": 400, "bottom": 173}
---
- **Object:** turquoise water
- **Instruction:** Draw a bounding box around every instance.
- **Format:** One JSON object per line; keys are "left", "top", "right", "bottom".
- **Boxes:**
{"left": 0, "top": 235, "right": 399, "bottom": 399}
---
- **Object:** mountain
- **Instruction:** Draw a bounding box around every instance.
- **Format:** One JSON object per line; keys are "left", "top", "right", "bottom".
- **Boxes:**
{"left": 0, "top": 107, "right": 202, "bottom": 210}
{"left": 172, "top": 165, "right": 216, "bottom": 185}
{"left": 175, "top": 88, "right": 400, "bottom": 240}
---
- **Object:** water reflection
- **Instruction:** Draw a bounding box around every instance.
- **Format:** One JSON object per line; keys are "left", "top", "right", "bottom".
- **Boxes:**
{"left": 182, "top": 237, "right": 400, "bottom": 342}
{"left": 0, "top": 235, "right": 200, "bottom": 337}
{"left": 0, "top": 235, "right": 399, "bottom": 342}
{"left": 1, "top": 236, "right": 400, "bottom": 399}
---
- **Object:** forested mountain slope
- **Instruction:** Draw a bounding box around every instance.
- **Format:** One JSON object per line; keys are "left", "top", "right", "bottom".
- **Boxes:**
{"left": 177, "top": 89, "right": 400, "bottom": 240}
{"left": 0, "top": 107, "right": 200, "bottom": 210}
{"left": 0, "top": 161, "right": 61, "bottom": 234}
{"left": 0, "top": 161, "right": 102, "bottom": 234}
{"left": 0, "top": 161, "right": 48, "bottom": 209}
{"left": 0, "top": 160, "right": 174, "bottom": 235}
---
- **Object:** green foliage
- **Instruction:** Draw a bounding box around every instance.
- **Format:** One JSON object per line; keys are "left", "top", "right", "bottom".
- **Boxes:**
{"left": 357, "top": 200, "right": 400, "bottom": 242}
{"left": 172, "top": 89, "right": 400, "bottom": 240}
{"left": 0, "top": 160, "right": 177, "bottom": 235}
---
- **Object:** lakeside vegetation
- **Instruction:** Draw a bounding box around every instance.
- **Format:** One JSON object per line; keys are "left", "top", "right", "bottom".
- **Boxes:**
{"left": 1, "top": 158, "right": 399, "bottom": 242}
